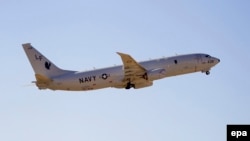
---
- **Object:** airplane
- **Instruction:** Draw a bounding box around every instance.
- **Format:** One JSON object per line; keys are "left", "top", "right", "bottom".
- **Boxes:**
{"left": 22, "top": 43, "right": 220, "bottom": 91}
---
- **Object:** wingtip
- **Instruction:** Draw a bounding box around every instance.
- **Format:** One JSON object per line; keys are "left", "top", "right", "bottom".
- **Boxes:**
{"left": 116, "top": 52, "right": 128, "bottom": 56}
{"left": 22, "top": 43, "right": 31, "bottom": 47}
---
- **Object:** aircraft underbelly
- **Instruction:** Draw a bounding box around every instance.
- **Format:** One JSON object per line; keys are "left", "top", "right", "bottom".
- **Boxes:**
{"left": 49, "top": 81, "right": 109, "bottom": 91}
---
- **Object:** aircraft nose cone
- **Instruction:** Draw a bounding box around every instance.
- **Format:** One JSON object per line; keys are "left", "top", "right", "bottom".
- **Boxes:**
{"left": 215, "top": 58, "right": 220, "bottom": 64}
{"left": 212, "top": 57, "right": 220, "bottom": 64}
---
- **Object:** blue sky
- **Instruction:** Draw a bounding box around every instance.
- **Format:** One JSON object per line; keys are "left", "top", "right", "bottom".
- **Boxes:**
{"left": 1, "top": 0, "right": 250, "bottom": 141}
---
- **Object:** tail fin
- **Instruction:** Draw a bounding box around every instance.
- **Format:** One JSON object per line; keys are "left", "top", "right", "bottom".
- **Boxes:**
{"left": 22, "top": 43, "right": 70, "bottom": 78}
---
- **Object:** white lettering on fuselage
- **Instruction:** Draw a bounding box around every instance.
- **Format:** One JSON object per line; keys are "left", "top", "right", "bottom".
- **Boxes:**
{"left": 79, "top": 76, "right": 96, "bottom": 83}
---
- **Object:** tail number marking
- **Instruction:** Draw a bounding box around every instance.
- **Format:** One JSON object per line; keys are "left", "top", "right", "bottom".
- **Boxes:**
{"left": 35, "top": 54, "right": 43, "bottom": 61}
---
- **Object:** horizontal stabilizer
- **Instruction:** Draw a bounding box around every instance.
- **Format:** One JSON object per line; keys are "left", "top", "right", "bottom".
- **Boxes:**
{"left": 34, "top": 74, "right": 52, "bottom": 89}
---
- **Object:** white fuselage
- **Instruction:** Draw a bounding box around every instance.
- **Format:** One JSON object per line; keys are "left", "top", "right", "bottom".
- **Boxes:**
{"left": 48, "top": 53, "right": 219, "bottom": 91}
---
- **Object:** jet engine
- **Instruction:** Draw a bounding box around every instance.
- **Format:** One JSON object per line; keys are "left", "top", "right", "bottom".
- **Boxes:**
{"left": 134, "top": 81, "right": 153, "bottom": 89}
{"left": 146, "top": 68, "right": 166, "bottom": 81}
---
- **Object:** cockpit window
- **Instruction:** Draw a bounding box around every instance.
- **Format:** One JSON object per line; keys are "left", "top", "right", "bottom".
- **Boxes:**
{"left": 205, "top": 55, "right": 211, "bottom": 58}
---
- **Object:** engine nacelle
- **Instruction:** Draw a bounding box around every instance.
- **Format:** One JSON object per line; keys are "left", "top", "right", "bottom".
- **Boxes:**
{"left": 146, "top": 68, "right": 166, "bottom": 81}
{"left": 134, "top": 81, "right": 153, "bottom": 89}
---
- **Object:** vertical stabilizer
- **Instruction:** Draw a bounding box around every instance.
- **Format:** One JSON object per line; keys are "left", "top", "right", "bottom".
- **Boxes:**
{"left": 22, "top": 43, "right": 70, "bottom": 78}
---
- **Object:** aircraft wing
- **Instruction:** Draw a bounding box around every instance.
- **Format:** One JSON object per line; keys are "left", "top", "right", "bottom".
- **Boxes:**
{"left": 117, "top": 52, "right": 148, "bottom": 83}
